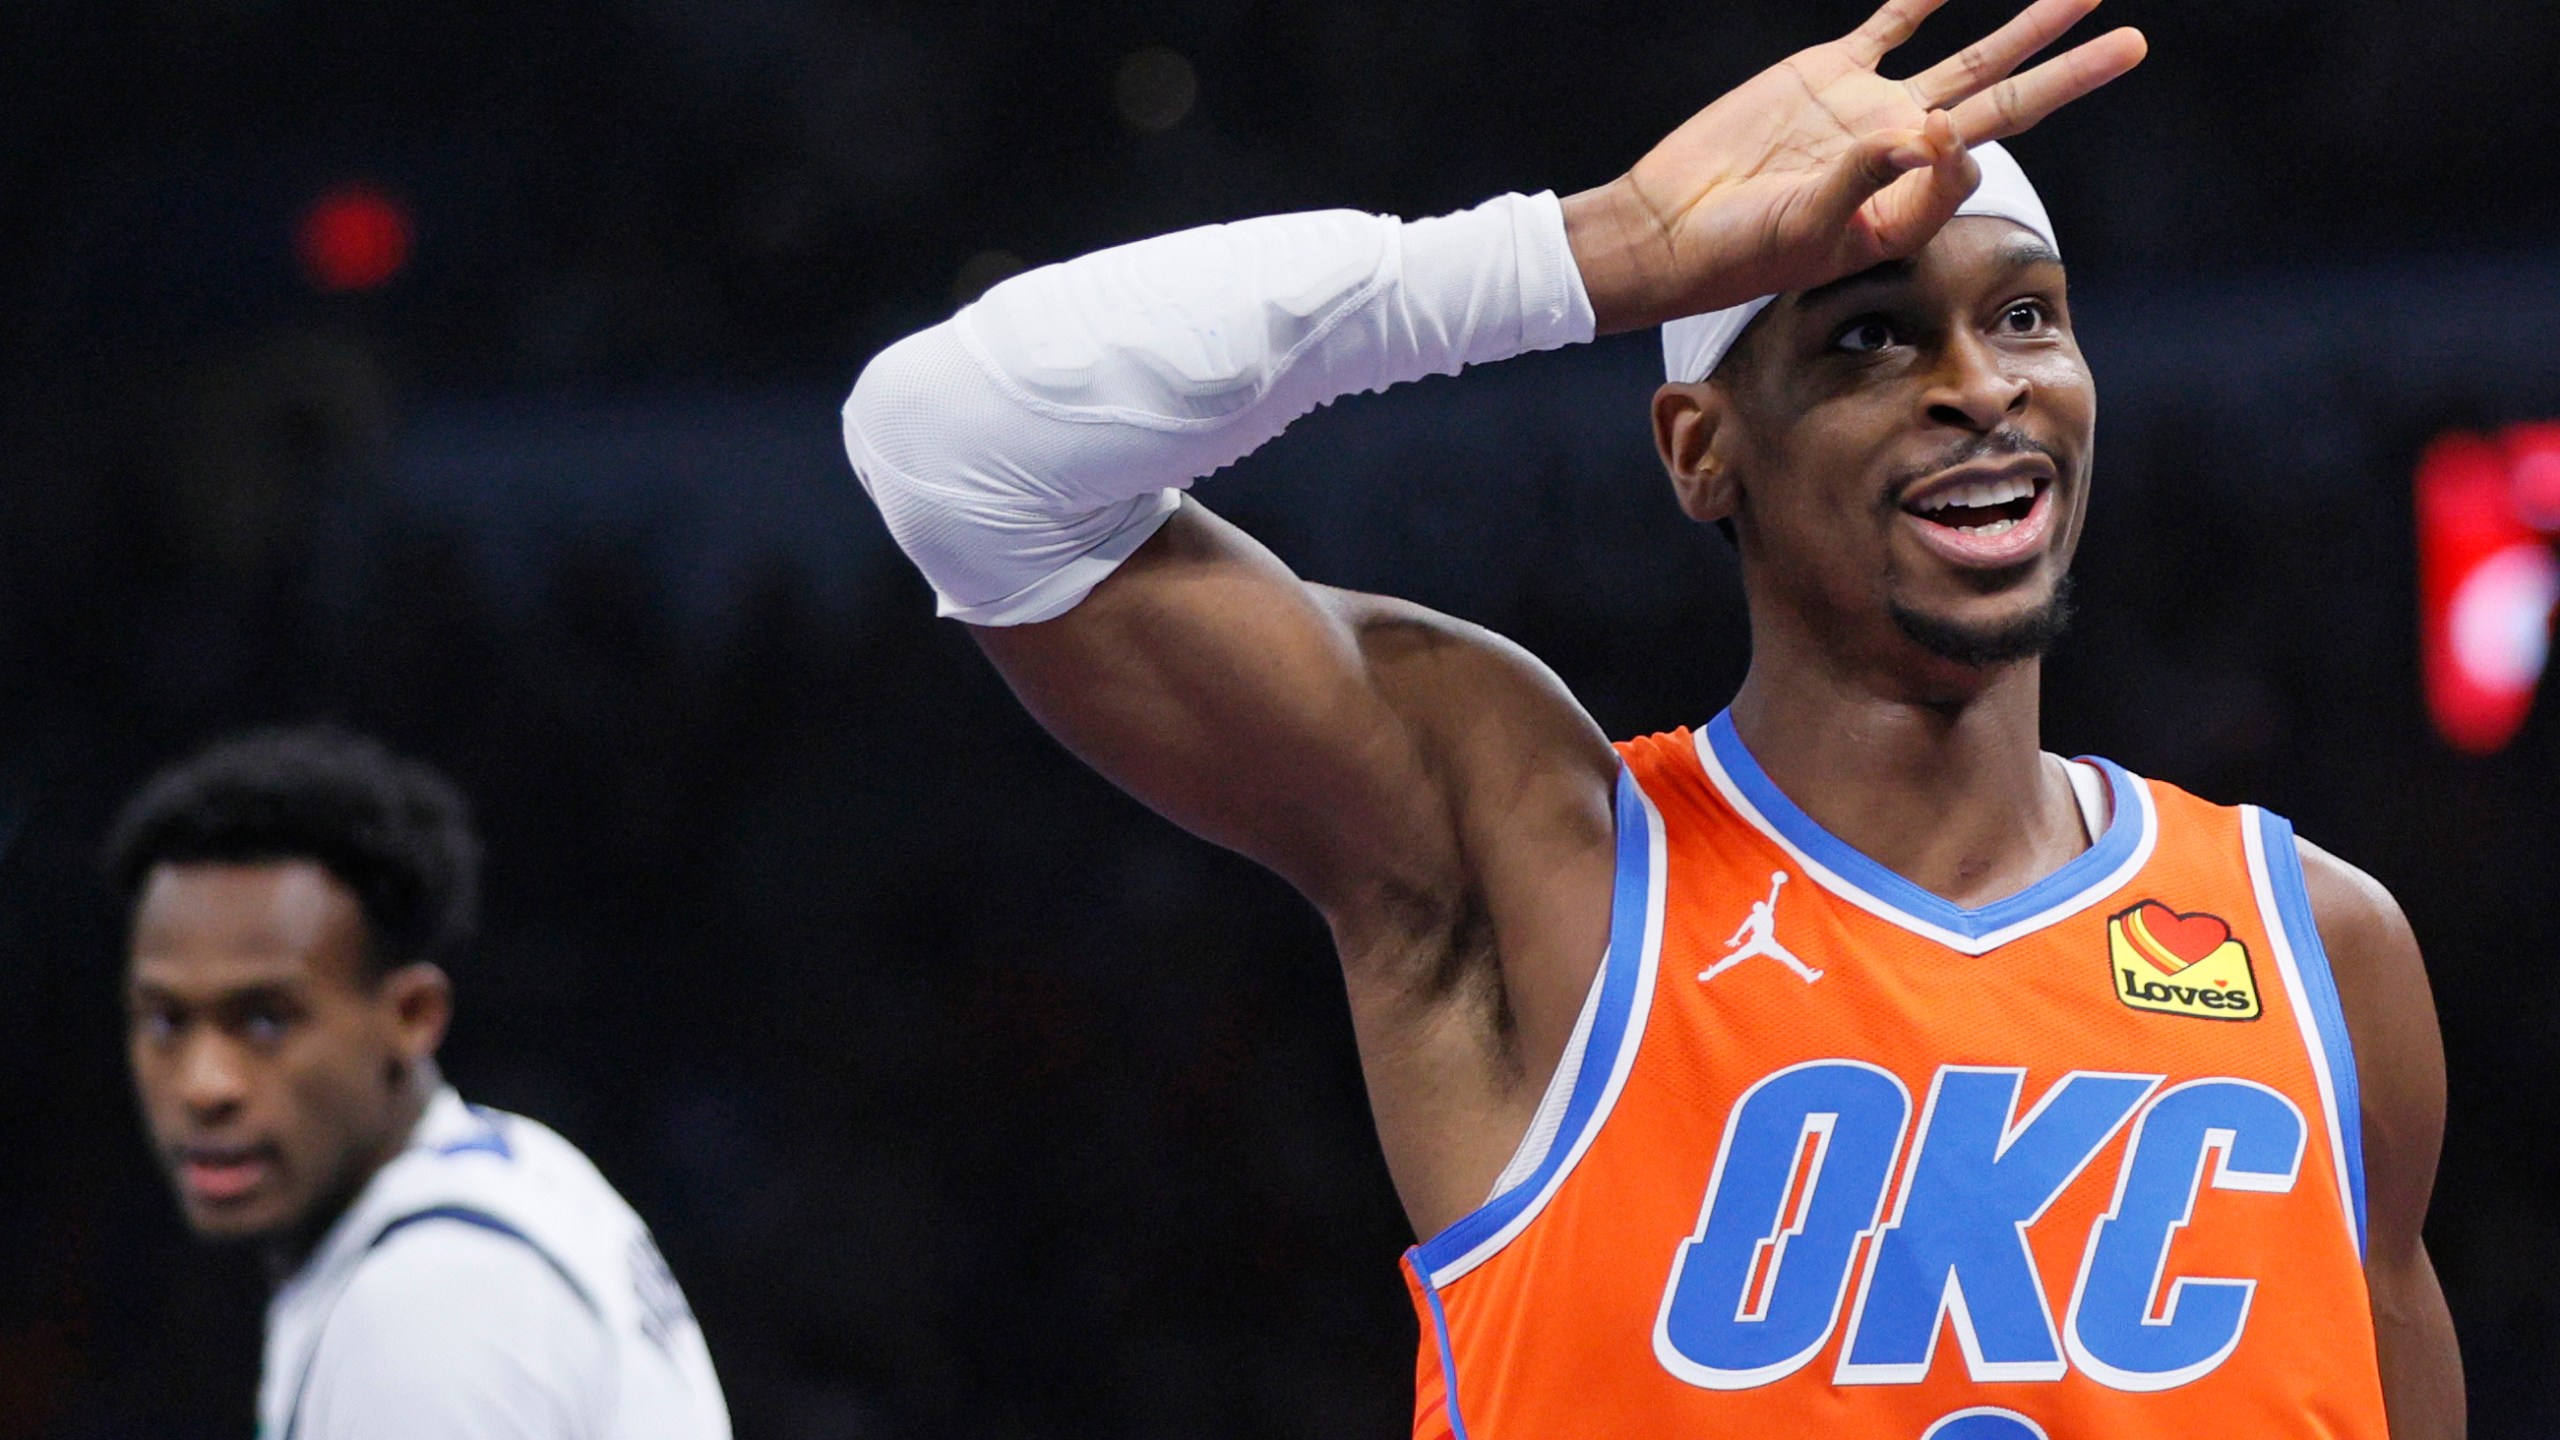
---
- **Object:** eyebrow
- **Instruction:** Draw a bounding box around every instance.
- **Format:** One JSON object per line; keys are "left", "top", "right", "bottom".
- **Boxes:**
{"left": 1994, "top": 238, "right": 2065, "bottom": 274}
{"left": 1791, "top": 237, "right": 2065, "bottom": 311}
{"left": 125, "top": 975, "right": 305, "bottom": 1009}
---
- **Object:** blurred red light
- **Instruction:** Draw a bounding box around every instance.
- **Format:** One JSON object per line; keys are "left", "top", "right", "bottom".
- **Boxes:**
{"left": 296, "top": 184, "right": 412, "bottom": 293}
{"left": 2503, "top": 422, "right": 2560, "bottom": 533}
{"left": 2417, "top": 432, "right": 2558, "bottom": 754}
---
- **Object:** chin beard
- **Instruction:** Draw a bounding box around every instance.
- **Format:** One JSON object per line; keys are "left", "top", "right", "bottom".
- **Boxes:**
{"left": 1889, "top": 575, "right": 2075, "bottom": 670}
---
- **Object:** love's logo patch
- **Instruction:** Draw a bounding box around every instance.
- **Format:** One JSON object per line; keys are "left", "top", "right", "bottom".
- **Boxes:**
{"left": 2107, "top": 900, "right": 2260, "bottom": 1021}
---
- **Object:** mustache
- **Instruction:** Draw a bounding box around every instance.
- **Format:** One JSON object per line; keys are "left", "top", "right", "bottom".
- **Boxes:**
{"left": 167, "top": 1139, "right": 280, "bottom": 1167}
{"left": 1882, "top": 430, "right": 2062, "bottom": 503}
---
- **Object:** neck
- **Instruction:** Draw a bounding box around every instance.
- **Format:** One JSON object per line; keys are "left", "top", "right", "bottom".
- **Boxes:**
{"left": 260, "top": 1061, "right": 441, "bottom": 1284}
{"left": 1727, "top": 650, "right": 2084, "bottom": 909}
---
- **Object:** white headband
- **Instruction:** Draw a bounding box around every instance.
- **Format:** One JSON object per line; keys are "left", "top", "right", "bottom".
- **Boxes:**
{"left": 1660, "top": 141, "right": 2057, "bottom": 384}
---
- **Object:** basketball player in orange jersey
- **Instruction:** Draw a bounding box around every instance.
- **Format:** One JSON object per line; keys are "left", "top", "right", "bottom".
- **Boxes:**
{"left": 844, "top": 0, "right": 2461, "bottom": 1433}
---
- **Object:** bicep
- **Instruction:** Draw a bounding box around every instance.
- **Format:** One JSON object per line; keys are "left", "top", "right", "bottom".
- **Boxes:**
{"left": 972, "top": 497, "right": 1612, "bottom": 913}
{"left": 298, "top": 1226, "right": 609, "bottom": 1440}
{"left": 2301, "top": 840, "right": 2464, "bottom": 1437}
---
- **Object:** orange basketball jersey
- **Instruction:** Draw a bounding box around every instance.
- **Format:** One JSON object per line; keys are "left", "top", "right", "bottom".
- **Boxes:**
{"left": 1402, "top": 713, "right": 2383, "bottom": 1439}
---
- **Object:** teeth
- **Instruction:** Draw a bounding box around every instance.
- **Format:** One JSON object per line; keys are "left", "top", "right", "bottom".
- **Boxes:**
{"left": 1917, "top": 476, "right": 2035, "bottom": 513}
{"left": 1956, "top": 517, "right": 2017, "bottom": 536}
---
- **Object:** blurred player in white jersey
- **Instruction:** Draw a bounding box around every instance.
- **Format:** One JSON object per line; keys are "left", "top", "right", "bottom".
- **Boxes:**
{"left": 111, "top": 728, "right": 731, "bottom": 1440}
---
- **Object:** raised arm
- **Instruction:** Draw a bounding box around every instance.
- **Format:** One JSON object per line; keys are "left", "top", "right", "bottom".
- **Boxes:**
{"left": 2301, "top": 840, "right": 2465, "bottom": 1439}
{"left": 845, "top": 195, "right": 1617, "bottom": 931}
{"left": 842, "top": 5, "right": 2143, "bottom": 1230}
{"left": 842, "top": 0, "right": 2145, "bottom": 922}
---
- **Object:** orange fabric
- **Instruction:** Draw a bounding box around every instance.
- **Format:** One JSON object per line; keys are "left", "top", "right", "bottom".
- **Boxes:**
{"left": 1406, "top": 728, "right": 2385, "bottom": 1439}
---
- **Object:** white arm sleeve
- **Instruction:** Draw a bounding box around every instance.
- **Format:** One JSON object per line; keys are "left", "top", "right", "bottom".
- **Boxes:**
{"left": 294, "top": 1223, "right": 612, "bottom": 1440}
{"left": 843, "top": 190, "right": 1597, "bottom": 624}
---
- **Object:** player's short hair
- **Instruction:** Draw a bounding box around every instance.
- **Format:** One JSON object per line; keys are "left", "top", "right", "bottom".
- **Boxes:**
{"left": 104, "top": 727, "right": 481, "bottom": 976}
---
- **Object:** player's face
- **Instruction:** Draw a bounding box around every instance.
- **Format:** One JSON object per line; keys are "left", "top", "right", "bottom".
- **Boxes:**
{"left": 1668, "top": 218, "right": 2094, "bottom": 690}
{"left": 124, "top": 862, "right": 443, "bottom": 1246}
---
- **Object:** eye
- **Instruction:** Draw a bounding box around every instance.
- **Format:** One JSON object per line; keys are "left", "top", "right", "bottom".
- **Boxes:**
{"left": 1832, "top": 317, "right": 1902, "bottom": 355}
{"left": 238, "top": 1007, "right": 294, "bottom": 1048}
{"left": 1997, "top": 299, "right": 2051, "bottom": 335}
{"left": 130, "top": 1007, "right": 180, "bottom": 1044}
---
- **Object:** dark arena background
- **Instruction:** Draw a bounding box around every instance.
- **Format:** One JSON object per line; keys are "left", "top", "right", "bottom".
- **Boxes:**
{"left": 3, "top": 1, "right": 2557, "bottom": 1435}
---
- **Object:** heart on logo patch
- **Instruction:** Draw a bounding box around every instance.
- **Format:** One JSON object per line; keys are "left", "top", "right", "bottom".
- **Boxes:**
{"left": 2128, "top": 901, "right": 2231, "bottom": 970}
{"left": 2111, "top": 899, "right": 2264, "bottom": 1021}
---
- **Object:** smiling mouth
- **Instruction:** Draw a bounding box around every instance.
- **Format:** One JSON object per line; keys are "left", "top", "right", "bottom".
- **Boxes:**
{"left": 1901, "top": 473, "right": 2046, "bottom": 537}
{"left": 1893, "top": 463, "right": 2059, "bottom": 571}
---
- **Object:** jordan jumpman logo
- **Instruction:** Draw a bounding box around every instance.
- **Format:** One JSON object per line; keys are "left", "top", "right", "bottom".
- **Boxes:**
{"left": 1700, "top": 871, "right": 1824, "bottom": 984}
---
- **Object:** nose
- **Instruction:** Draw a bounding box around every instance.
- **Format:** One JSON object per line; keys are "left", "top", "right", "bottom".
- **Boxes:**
{"left": 1922, "top": 330, "right": 2030, "bottom": 433}
{"left": 173, "top": 1034, "right": 250, "bottom": 1122}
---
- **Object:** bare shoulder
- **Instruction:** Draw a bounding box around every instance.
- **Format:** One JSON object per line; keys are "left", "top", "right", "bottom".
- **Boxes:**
{"left": 1316, "top": 586, "right": 1619, "bottom": 794}
{"left": 1315, "top": 586, "right": 1619, "bottom": 1036}
{"left": 2295, "top": 839, "right": 2409, "bottom": 947}
{"left": 2294, "top": 837, "right": 2466, "bottom": 1435}
{"left": 2292, "top": 836, "right": 2446, "bottom": 1230}
{"left": 2293, "top": 838, "right": 2433, "bottom": 1046}
{"left": 1315, "top": 586, "right": 1618, "bottom": 912}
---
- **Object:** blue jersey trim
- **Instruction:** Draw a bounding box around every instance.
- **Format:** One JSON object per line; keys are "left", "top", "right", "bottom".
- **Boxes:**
{"left": 1408, "top": 765, "right": 1652, "bottom": 1277}
{"left": 434, "top": 1106, "right": 515, "bottom": 1160}
{"left": 1703, "top": 710, "right": 2144, "bottom": 941}
{"left": 2253, "top": 809, "right": 2369, "bottom": 1253}
{"left": 1410, "top": 1253, "right": 1473, "bottom": 1440}
{"left": 369, "top": 1205, "right": 597, "bottom": 1314}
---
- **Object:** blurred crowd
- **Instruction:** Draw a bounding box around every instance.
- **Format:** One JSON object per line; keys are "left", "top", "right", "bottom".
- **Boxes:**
{"left": 3, "top": 1, "right": 2560, "bottom": 1436}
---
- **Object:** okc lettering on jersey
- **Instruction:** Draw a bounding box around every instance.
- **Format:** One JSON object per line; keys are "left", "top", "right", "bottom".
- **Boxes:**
{"left": 1653, "top": 1060, "right": 2307, "bottom": 1393}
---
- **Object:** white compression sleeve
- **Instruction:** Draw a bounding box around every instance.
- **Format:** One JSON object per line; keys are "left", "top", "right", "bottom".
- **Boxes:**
{"left": 843, "top": 191, "right": 1596, "bottom": 624}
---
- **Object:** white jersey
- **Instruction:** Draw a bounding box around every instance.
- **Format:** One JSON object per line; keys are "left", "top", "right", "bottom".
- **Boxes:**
{"left": 258, "top": 1087, "right": 731, "bottom": 1440}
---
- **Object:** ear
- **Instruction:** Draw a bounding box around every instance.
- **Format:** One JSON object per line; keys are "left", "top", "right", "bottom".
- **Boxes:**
{"left": 380, "top": 963, "right": 452, "bottom": 1069}
{"left": 1651, "top": 381, "right": 1743, "bottom": 526}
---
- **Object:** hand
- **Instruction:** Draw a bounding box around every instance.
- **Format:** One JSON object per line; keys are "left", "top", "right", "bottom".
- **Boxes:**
{"left": 1565, "top": 0, "right": 2146, "bottom": 335}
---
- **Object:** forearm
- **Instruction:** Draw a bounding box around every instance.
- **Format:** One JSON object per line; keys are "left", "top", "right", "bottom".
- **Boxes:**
{"left": 842, "top": 193, "right": 1594, "bottom": 625}
{"left": 1560, "top": 180, "right": 1685, "bottom": 337}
